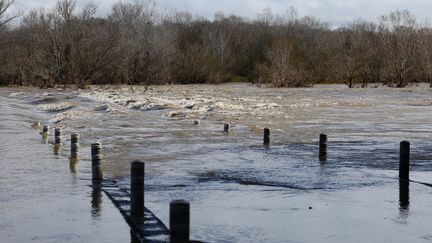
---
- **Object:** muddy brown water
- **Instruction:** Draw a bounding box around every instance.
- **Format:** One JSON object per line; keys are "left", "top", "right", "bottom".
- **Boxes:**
{"left": 2, "top": 84, "right": 432, "bottom": 242}
{"left": 0, "top": 88, "right": 130, "bottom": 243}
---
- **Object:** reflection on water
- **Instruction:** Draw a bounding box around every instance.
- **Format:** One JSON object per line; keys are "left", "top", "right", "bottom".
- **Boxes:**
{"left": 42, "top": 133, "right": 48, "bottom": 144}
{"left": 53, "top": 144, "right": 61, "bottom": 156}
{"left": 91, "top": 182, "right": 103, "bottom": 219}
{"left": 69, "top": 158, "right": 78, "bottom": 174}
{"left": 399, "top": 180, "right": 410, "bottom": 210}
{"left": 130, "top": 230, "right": 140, "bottom": 243}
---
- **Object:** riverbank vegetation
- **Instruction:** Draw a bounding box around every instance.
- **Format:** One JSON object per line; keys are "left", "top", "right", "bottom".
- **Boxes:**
{"left": 1, "top": 0, "right": 431, "bottom": 88}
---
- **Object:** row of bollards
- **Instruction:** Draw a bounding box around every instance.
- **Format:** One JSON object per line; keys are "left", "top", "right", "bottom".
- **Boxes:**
{"left": 212, "top": 123, "right": 329, "bottom": 162}
{"left": 38, "top": 124, "right": 191, "bottom": 242}
{"left": 36, "top": 121, "right": 412, "bottom": 242}
{"left": 262, "top": 127, "right": 328, "bottom": 161}
{"left": 44, "top": 122, "right": 331, "bottom": 161}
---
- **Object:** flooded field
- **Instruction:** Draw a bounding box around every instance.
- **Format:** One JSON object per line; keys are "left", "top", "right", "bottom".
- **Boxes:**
{"left": 2, "top": 83, "right": 432, "bottom": 242}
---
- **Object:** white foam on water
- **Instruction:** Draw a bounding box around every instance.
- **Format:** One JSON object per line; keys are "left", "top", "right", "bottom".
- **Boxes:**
{"left": 36, "top": 102, "right": 76, "bottom": 112}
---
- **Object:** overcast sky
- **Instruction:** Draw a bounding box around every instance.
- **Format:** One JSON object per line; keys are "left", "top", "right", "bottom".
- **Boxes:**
{"left": 9, "top": 0, "right": 432, "bottom": 27}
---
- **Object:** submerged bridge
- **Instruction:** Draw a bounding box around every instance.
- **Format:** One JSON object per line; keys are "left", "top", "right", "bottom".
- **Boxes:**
{"left": 35, "top": 123, "right": 197, "bottom": 243}
{"left": 32, "top": 121, "right": 432, "bottom": 243}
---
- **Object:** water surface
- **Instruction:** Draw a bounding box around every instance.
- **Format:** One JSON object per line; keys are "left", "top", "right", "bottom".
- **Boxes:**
{"left": 2, "top": 84, "right": 432, "bottom": 242}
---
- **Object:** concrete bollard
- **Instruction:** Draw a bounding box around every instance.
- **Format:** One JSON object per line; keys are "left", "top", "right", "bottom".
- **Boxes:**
{"left": 170, "top": 200, "right": 190, "bottom": 243}
{"left": 263, "top": 128, "right": 270, "bottom": 146}
{"left": 130, "top": 160, "right": 145, "bottom": 216}
{"left": 224, "top": 123, "right": 230, "bottom": 133}
{"left": 54, "top": 128, "right": 62, "bottom": 145}
{"left": 319, "top": 134, "right": 328, "bottom": 161}
{"left": 42, "top": 125, "right": 50, "bottom": 134}
{"left": 70, "top": 133, "right": 80, "bottom": 160}
{"left": 41, "top": 125, "right": 49, "bottom": 144}
{"left": 399, "top": 141, "right": 410, "bottom": 180}
{"left": 71, "top": 133, "right": 79, "bottom": 145}
{"left": 91, "top": 142, "right": 103, "bottom": 181}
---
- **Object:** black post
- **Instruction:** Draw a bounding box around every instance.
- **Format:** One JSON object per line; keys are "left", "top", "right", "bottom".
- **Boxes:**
{"left": 91, "top": 142, "right": 103, "bottom": 181}
{"left": 399, "top": 141, "right": 410, "bottom": 180}
{"left": 263, "top": 128, "right": 270, "bottom": 147}
{"left": 170, "top": 200, "right": 190, "bottom": 243}
{"left": 319, "top": 134, "right": 328, "bottom": 161}
{"left": 130, "top": 160, "right": 145, "bottom": 216}
{"left": 399, "top": 180, "right": 410, "bottom": 210}
{"left": 42, "top": 125, "right": 49, "bottom": 134}
{"left": 224, "top": 123, "right": 230, "bottom": 133}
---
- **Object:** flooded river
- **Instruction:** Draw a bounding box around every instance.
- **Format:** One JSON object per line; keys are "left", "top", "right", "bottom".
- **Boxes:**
{"left": 2, "top": 83, "right": 432, "bottom": 242}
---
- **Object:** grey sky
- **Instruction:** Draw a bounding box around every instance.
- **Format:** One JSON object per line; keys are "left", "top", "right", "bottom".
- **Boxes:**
{"left": 9, "top": 0, "right": 432, "bottom": 26}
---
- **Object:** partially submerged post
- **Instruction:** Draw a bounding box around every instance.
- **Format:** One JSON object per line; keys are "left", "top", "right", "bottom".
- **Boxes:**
{"left": 91, "top": 142, "right": 103, "bottom": 181}
{"left": 53, "top": 127, "right": 62, "bottom": 155}
{"left": 224, "top": 123, "right": 230, "bottom": 133}
{"left": 42, "top": 125, "right": 50, "bottom": 134}
{"left": 319, "top": 134, "right": 328, "bottom": 161}
{"left": 399, "top": 179, "right": 410, "bottom": 210}
{"left": 263, "top": 128, "right": 270, "bottom": 147}
{"left": 54, "top": 128, "right": 62, "bottom": 145}
{"left": 399, "top": 141, "right": 410, "bottom": 180}
{"left": 130, "top": 160, "right": 145, "bottom": 216}
{"left": 42, "top": 125, "right": 49, "bottom": 143}
{"left": 170, "top": 199, "right": 190, "bottom": 243}
{"left": 70, "top": 133, "right": 80, "bottom": 160}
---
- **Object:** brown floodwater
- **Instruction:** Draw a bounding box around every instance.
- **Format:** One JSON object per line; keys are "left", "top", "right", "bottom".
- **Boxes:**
{"left": 2, "top": 83, "right": 432, "bottom": 242}
{"left": 0, "top": 88, "right": 130, "bottom": 243}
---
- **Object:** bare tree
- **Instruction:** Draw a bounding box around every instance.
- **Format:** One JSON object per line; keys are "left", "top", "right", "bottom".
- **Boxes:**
{"left": 337, "top": 20, "right": 372, "bottom": 88}
{"left": 417, "top": 25, "right": 432, "bottom": 87}
{"left": 0, "top": 0, "right": 22, "bottom": 27}
{"left": 379, "top": 10, "right": 418, "bottom": 87}
{"left": 256, "top": 37, "right": 306, "bottom": 87}
{"left": 110, "top": 0, "right": 156, "bottom": 91}
{"left": 3, "top": 3, "right": 432, "bottom": 89}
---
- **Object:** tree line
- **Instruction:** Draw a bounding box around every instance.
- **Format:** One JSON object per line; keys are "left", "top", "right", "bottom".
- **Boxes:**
{"left": 0, "top": 0, "right": 431, "bottom": 88}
